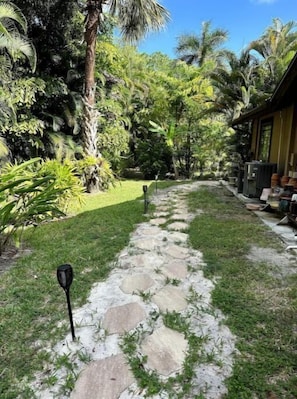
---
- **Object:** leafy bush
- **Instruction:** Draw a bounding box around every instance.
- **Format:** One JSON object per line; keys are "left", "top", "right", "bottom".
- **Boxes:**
{"left": 136, "top": 138, "right": 172, "bottom": 179}
{"left": 0, "top": 158, "right": 65, "bottom": 254}
{"left": 98, "top": 124, "right": 130, "bottom": 174}
{"left": 38, "top": 159, "right": 85, "bottom": 212}
{"left": 75, "top": 156, "right": 115, "bottom": 191}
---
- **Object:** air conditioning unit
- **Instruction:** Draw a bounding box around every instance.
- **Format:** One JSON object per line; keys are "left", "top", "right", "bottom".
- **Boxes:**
{"left": 243, "top": 162, "right": 277, "bottom": 198}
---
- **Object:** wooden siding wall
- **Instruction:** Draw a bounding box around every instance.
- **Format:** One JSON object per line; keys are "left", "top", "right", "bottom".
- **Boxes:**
{"left": 251, "top": 120, "right": 258, "bottom": 158}
{"left": 252, "top": 105, "right": 294, "bottom": 175}
{"left": 290, "top": 104, "right": 297, "bottom": 163}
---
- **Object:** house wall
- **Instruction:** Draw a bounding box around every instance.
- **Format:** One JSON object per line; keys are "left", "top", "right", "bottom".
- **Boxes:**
{"left": 271, "top": 106, "right": 293, "bottom": 175}
{"left": 250, "top": 120, "right": 258, "bottom": 157}
{"left": 252, "top": 105, "right": 294, "bottom": 175}
{"left": 287, "top": 104, "right": 297, "bottom": 176}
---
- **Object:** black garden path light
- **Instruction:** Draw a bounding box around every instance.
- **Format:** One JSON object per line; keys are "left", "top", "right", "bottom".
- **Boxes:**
{"left": 143, "top": 184, "right": 148, "bottom": 213}
{"left": 155, "top": 174, "right": 159, "bottom": 193}
{"left": 57, "top": 264, "right": 75, "bottom": 341}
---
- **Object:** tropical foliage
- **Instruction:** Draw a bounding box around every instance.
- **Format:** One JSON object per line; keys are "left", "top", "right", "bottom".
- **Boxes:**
{"left": 0, "top": 1, "right": 36, "bottom": 70}
{"left": 175, "top": 20, "right": 228, "bottom": 67}
{"left": 1, "top": 3, "right": 297, "bottom": 396}
{"left": 248, "top": 18, "right": 297, "bottom": 87}
{"left": 81, "top": 0, "right": 170, "bottom": 192}
{"left": 1, "top": 0, "right": 297, "bottom": 249}
{"left": 0, "top": 158, "right": 64, "bottom": 254}
{"left": 0, "top": 156, "right": 87, "bottom": 252}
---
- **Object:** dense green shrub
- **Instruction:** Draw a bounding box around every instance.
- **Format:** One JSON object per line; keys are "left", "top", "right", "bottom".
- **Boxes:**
{"left": 136, "top": 137, "right": 172, "bottom": 179}
{"left": 0, "top": 158, "right": 65, "bottom": 254}
{"left": 75, "top": 156, "right": 115, "bottom": 192}
{"left": 38, "top": 159, "right": 85, "bottom": 212}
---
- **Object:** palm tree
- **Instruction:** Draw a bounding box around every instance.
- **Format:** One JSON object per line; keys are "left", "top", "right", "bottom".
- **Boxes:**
{"left": 175, "top": 20, "right": 228, "bottom": 67}
{"left": 210, "top": 50, "right": 260, "bottom": 122}
{"left": 248, "top": 18, "right": 297, "bottom": 89}
{"left": 0, "top": 1, "right": 36, "bottom": 71}
{"left": 83, "top": 0, "right": 170, "bottom": 192}
{"left": 0, "top": 1, "right": 36, "bottom": 157}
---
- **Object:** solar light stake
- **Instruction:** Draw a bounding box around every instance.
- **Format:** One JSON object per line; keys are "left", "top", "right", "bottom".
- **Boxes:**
{"left": 143, "top": 185, "right": 148, "bottom": 213}
{"left": 155, "top": 174, "right": 158, "bottom": 193}
{"left": 57, "top": 264, "right": 75, "bottom": 341}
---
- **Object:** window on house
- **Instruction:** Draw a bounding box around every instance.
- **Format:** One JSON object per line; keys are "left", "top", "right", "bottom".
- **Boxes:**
{"left": 258, "top": 118, "right": 273, "bottom": 162}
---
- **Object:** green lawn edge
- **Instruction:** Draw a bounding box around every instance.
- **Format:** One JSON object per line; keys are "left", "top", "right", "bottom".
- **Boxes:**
{"left": 188, "top": 185, "right": 297, "bottom": 399}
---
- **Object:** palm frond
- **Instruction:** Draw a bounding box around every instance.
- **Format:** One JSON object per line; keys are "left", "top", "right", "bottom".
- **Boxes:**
{"left": 0, "top": 2, "right": 27, "bottom": 33}
{"left": 0, "top": 33, "right": 36, "bottom": 70}
{"left": 110, "top": 0, "right": 170, "bottom": 43}
{"left": 0, "top": 136, "right": 9, "bottom": 158}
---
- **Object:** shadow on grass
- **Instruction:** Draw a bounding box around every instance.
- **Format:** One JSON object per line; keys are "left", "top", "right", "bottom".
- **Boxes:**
{"left": 0, "top": 179, "right": 198, "bottom": 398}
{"left": 0, "top": 194, "right": 149, "bottom": 399}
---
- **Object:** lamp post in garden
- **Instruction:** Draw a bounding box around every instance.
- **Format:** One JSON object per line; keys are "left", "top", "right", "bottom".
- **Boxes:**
{"left": 57, "top": 264, "right": 75, "bottom": 341}
{"left": 155, "top": 174, "right": 158, "bottom": 193}
{"left": 143, "top": 185, "right": 148, "bottom": 213}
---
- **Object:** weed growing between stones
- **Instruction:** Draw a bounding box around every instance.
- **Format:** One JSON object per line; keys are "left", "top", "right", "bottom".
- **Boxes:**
{"left": 165, "top": 276, "right": 181, "bottom": 286}
{"left": 53, "top": 353, "right": 78, "bottom": 396}
{"left": 136, "top": 290, "right": 153, "bottom": 302}
{"left": 186, "top": 285, "right": 203, "bottom": 303}
{"left": 120, "top": 307, "right": 212, "bottom": 398}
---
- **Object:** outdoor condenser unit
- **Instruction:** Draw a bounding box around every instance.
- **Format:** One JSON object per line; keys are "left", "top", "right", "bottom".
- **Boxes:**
{"left": 243, "top": 162, "right": 277, "bottom": 198}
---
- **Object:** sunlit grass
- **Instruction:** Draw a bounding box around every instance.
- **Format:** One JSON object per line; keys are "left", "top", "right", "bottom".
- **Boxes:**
{"left": 0, "top": 179, "right": 180, "bottom": 399}
{"left": 3, "top": 180, "right": 295, "bottom": 398}
{"left": 188, "top": 185, "right": 297, "bottom": 398}
{"left": 73, "top": 179, "right": 154, "bottom": 213}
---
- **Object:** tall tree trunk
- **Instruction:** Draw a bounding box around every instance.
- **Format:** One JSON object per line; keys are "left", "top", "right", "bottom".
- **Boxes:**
{"left": 83, "top": 0, "right": 102, "bottom": 193}
{"left": 172, "top": 153, "right": 179, "bottom": 180}
{"left": 185, "top": 131, "right": 191, "bottom": 178}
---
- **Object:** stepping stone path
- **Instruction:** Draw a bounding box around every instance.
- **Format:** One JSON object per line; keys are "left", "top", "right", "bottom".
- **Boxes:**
{"left": 31, "top": 181, "right": 237, "bottom": 399}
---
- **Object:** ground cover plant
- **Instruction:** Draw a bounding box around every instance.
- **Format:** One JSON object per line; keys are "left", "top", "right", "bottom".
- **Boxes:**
{"left": 188, "top": 185, "right": 297, "bottom": 399}
{"left": 0, "top": 179, "right": 174, "bottom": 399}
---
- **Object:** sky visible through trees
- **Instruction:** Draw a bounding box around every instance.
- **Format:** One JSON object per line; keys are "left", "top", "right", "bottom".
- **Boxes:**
{"left": 138, "top": 0, "right": 297, "bottom": 58}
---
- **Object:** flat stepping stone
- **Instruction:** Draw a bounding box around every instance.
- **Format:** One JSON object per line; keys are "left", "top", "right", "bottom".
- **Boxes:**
{"left": 141, "top": 326, "right": 188, "bottom": 376}
{"left": 132, "top": 237, "right": 160, "bottom": 250}
{"left": 119, "top": 253, "right": 164, "bottom": 270}
{"left": 158, "top": 205, "right": 170, "bottom": 213}
{"left": 153, "top": 211, "right": 170, "bottom": 218}
{"left": 167, "top": 231, "right": 188, "bottom": 243}
{"left": 70, "top": 354, "right": 135, "bottom": 399}
{"left": 165, "top": 244, "right": 190, "bottom": 259}
{"left": 102, "top": 302, "right": 146, "bottom": 335}
{"left": 152, "top": 286, "right": 187, "bottom": 312}
{"left": 171, "top": 212, "right": 189, "bottom": 220}
{"left": 120, "top": 274, "right": 155, "bottom": 294}
{"left": 150, "top": 218, "right": 167, "bottom": 226}
{"left": 167, "top": 221, "right": 189, "bottom": 231}
{"left": 137, "top": 226, "right": 162, "bottom": 236}
{"left": 162, "top": 261, "right": 188, "bottom": 279}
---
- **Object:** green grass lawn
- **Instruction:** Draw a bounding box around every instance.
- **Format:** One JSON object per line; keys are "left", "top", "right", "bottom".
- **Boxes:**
{"left": 72, "top": 179, "right": 154, "bottom": 213}
{"left": 0, "top": 179, "right": 159, "bottom": 399}
{"left": 1, "top": 180, "right": 297, "bottom": 398}
{"left": 188, "top": 185, "right": 297, "bottom": 399}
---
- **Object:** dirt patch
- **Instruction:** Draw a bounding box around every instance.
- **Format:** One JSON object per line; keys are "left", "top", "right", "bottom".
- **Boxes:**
{"left": 246, "top": 245, "right": 297, "bottom": 277}
{"left": 0, "top": 247, "right": 32, "bottom": 275}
